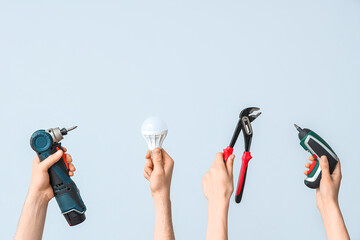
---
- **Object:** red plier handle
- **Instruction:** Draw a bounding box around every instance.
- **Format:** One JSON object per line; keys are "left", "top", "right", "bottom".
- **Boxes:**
{"left": 223, "top": 146, "right": 234, "bottom": 164}
{"left": 235, "top": 152, "right": 252, "bottom": 203}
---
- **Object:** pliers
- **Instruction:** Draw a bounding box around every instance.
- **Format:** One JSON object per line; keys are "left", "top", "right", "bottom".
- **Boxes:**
{"left": 223, "top": 107, "right": 261, "bottom": 203}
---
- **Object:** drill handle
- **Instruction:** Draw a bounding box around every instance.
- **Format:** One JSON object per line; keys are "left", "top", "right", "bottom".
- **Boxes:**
{"left": 37, "top": 144, "right": 70, "bottom": 186}
{"left": 38, "top": 144, "right": 87, "bottom": 226}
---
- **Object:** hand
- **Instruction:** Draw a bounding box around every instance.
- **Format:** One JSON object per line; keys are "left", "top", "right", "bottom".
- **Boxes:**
{"left": 144, "top": 148, "right": 174, "bottom": 199}
{"left": 305, "top": 156, "right": 349, "bottom": 239}
{"left": 14, "top": 147, "right": 77, "bottom": 240}
{"left": 203, "top": 153, "right": 235, "bottom": 240}
{"left": 28, "top": 147, "right": 76, "bottom": 203}
{"left": 202, "top": 152, "right": 235, "bottom": 205}
{"left": 304, "top": 155, "right": 342, "bottom": 211}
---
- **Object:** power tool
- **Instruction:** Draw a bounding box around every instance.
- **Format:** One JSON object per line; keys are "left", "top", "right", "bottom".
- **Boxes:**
{"left": 223, "top": 107, "right": 261, "bottom": 203}
{"left": 294, "top": 124, "right": 339, "bottom": 189}
{"left": 30, "top": 126, "right": 87, "bottom": 226}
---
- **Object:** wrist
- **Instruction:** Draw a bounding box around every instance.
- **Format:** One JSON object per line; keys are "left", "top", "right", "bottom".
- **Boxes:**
{"left": 27, "top": 189, "right": 51, "bottom": 206}
{"left": 319, "top": 199, "right": 340, "bottom": 216}
{"left": 208, "top": 197, "right": 230, "bottom": 208}
{"left": 153, "top": 195, "right": 172, "bottom": 214}
{"left": 152, "top": 189, "right": 171, "bottom": 202}
{"left": 208, "top": 198, "right": 230, "bottom": 217}
{"left": 153, "top": 193, "right": 171, "bottom": 203}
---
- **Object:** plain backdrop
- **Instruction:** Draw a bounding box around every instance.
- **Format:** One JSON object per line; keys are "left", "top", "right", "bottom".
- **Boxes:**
{"left": 0, "top": 0, "right": 359, "bottom": 239}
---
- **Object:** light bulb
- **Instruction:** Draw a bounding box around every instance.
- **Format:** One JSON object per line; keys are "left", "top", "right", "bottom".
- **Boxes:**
{"left": 141, "top": 117, "right": 168, "bottom": 150}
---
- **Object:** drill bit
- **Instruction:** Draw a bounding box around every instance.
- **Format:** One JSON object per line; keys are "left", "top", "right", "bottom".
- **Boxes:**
{"left": 294, "top": 124, "right": 302, "bottom": 132}
{"left": 67, "top": 126, "right": 78, "bottom": 132}
{"left": 60, "top": 126, "right": 78, "bottom": 136}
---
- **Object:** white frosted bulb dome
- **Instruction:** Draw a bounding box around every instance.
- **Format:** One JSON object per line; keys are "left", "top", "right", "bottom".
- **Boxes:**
{"left": 141, "top": 117, "right": 168, "bottom": 150}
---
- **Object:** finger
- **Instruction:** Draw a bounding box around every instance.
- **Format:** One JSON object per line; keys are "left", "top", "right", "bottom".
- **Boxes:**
{"left": 144, "top": 171, "right": 150, "bottom": 181}
{"left": 33, "top": 156, "right": 41, "bottom": 165}
{"left": 144, "top": 166, "right": 153, "bottom": 176}
{"left": 152, "top": 148, "right": 164, "bottom": 171}
{"left": 66, "top": 153, "right": 73, "bottom": 163}
{"left": 304, "top": 170, "right": 308, "bottom": 176}
{"left": 40, "top": 150, "right": 63, "bottom": 170}
{"left": 201, "top": 176, "right": 208, "bottom": 192}
{"left": 305, "top": 163, "right": 311, "bottom": 168}
{"left": 203, "top": 171, "right": 210, "bottom": 181}
{"left": 212, "top": 152, "right": 224, "bottom": 168}
{"left": 332, "top": 159, "right": 342, "bottom": 181}
{"left": 162, "top": 149, "right": 174, "bottom": 168}
{"left": 62, "top": 146, "right": 67, "bottom": 152}
{"left": 69, "top": 163, "right": 76, "bottom": 172}
{"left": 145, "top": 150, "right": 151, "bottom": 160}
{"left": 69, "top": 171, "right": 74, "bottom": 176}
{"left": 309, "top": 156, "right": 315, "bottom": 161}
{"left": 215, "top": 152, "right": 224, "bottom": 163}
{"left": 144, "top": 158, "right": 154, "bottom": 170}
{"left": 319, "top": 155, "right": 331, "bottom": 180}
{"left": 226, "top": 154, "right": 235, "bottom": 176}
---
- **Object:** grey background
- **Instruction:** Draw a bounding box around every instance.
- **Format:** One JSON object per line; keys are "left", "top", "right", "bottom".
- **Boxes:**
{"left": 1, "top": 0, "right": 359, "bottom": 239}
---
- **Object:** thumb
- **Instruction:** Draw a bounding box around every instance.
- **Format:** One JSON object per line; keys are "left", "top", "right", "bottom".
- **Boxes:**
{"left": 226, "top": 154, "right": 235, "bottom": 176}
{"left": 319, "top": 155, "right": 331, "bottom": 180}
{"left": 152, "top": 148, "right": 164, "bottom": 171}
{"left": 332, "top": 159, "right": 342, "bottom": 182}
{"left": 40, "top": 150, "right": 63, "bottom": 170}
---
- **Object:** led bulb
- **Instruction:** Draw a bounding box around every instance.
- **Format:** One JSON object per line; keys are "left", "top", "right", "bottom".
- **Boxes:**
{"left": 141, "top": 117, "right": 168, "bottom": 150}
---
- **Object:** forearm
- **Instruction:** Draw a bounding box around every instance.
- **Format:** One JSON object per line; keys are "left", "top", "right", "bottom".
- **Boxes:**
{"left": 153, "top": 196, "right": 175, "bottom": 240}
{"left": 14, "top": 192, "right": 49, "bottom": 240}
{"left": 206, "top": 200, "right": 229, "bottom": 240}
{"left": 320, "top": 201, "right": 350, "bottom": 240}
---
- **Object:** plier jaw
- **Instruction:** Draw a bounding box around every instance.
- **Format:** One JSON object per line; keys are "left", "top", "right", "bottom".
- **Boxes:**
{"left": 239, "top": 107, "right": 262, "bottom": 152}
{"left": 240, "top": 107, "right": 262, "bottom": 123}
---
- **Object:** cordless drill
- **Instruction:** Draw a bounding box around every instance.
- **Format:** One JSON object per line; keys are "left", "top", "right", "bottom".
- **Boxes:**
{"left": 294, "top": 124, "right": 339, "bottom": 189}
{"left": 30, "top": 126, "right": 87, "bottom": 226}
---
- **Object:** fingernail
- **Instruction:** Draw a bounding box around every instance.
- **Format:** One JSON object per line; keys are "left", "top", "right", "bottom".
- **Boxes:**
{"left": 153, "top": 148, "right": 160, "bottom": 154}
{"left": 57, "top": 150, "right": 62, "bottom": 156}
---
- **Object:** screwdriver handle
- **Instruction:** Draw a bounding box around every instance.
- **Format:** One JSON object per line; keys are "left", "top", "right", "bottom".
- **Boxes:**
{"left": 301, "top": 131, "right": 339, "bottom": 189}
{"left": 223, "top": 146, "right": 234, "bottom": 164}
{"left": 235, "top": 152, "right": 252, "bottom": 203}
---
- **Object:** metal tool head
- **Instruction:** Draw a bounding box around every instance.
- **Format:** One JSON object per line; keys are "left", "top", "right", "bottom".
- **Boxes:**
{"left": 61, "top": 126, "right": 77, "bottom": 136}
{"left": 239, "top": 107, "right": 261, "bottom": 122}
{"left": 66, "top": 126, "right": 78, "bottom": 132}
{"left": 229, "top": 107, "right": 261, "bottom": 148}
{"left": 47, "top": 126, "right": 77, "bottom": 143}
{"left": 294, "top": 124, "right": 302, "bottom": 132}
{"left": 239, "top": 107, "right": 261, "bottom": 151}
{"left": 46, "top": 127, "right": 63, "bottom": 143}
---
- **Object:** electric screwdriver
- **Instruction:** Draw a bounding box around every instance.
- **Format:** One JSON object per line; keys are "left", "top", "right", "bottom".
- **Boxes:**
{"left": 30, "top": 126, "right": 86, "bottom": 226}
{"left": 294, "top": 124, "right": 339, "bottom": 189}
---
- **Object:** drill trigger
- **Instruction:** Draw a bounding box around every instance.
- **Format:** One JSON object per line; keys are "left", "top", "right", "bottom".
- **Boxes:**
{"left": 56, "top": 147, "right": 69, "bottom": 170}
{"left": 307, "top": 158, "right": 318, "bottom": 175}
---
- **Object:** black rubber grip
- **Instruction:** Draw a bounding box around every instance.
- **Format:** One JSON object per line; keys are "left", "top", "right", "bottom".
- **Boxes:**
{"left": 305, "top": 138, "right": 338, "bottom": 189}
{"left": 308, "top": 138, "right": 338, "bottom": 174}
{"left": 235, "top": 166, "right": 248, "bottom": 203}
